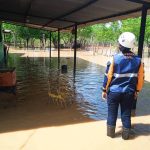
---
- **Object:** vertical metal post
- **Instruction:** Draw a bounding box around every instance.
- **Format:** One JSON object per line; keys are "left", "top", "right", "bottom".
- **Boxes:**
{"left": 4, "top": 33, "right": 6, "bottom": 42}
{"left": 12, "top": 32, "right": 16, "bottom": 48}
{"left": 27, "top": 38, "right": 29, "bottom": 50}
{"left": 138, "top": 5, "right": 147, "bottom": 58}
{"left": 0, "top": 22, "right": 4, "bottom": 64}
{"left": 49, "top": 31, "right": 52, "bottom": 68}
{"left": 58, "top": 29, "right": 60, "bottom": 69}
{"left": 49, "top": 32, "right": 52, "bottom": 59}
{"left": 74, "top": 24, "right": 77, "bottom": 77}
{"left": 0, "top": 23, "right": 3, "bottom": 43}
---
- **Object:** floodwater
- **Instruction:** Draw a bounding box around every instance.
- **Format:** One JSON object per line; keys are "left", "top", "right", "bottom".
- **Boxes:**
{"left": 6, "top": 54, "right": 107, "bottom": 120}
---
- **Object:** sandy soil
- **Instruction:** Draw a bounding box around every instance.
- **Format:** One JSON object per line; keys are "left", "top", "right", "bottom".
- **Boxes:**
{"left": 0, "top": 49, "right": 149, "bottom": 150}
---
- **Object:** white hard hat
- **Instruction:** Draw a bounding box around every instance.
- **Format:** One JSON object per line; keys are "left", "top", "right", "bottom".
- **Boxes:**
{"left": 118, "top": 32, "right": 135, "bottom": 48}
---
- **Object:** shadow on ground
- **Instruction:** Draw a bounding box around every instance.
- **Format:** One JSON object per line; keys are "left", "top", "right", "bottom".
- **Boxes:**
{"left": 0, "top": 52, "right": 150, "bottom": 135}
{"left": 0, "top": 54, "right": 97, "bottom": 133}
{"left": 115, "top": 123, "right": 150, "bottom": 140}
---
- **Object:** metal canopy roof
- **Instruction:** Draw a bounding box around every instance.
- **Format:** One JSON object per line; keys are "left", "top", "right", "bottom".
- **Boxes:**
{"left": 0, "top": 0, "right": 150, "bottom": 31}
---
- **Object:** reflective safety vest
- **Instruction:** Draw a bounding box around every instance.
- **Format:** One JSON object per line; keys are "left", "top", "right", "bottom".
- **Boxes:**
{"left": 102, "top": 61, "right": 111, "bottom": 90}
{"left": 109, "top": 53, "right": 141, "bottom": 93}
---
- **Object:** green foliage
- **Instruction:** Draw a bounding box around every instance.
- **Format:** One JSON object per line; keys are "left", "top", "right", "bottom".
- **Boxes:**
{"left": 120, "top": 17, "right": 141, "bottom": 40}
{"left": 78, "top": 26, "right": 93, "bottom": 46}
{"left": 2, "top": 15, "right": 150, "bottom": 48}
{"left": 145, "top": 16, "right": 150, "bottom": 45}
{"left": 60, "top": 32, "right": 73, "bottom": 47}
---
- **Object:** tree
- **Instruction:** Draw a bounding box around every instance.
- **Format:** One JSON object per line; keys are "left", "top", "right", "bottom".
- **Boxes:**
{"left": 2, "top": 15, "right": 150, "bottom": 50}
{"left": 60, "top": 32, "right": 73, "bottom": 48}
{"left": 78, "top": 26, "right": 93, "bottom": 48}
{"left": 120, "top": 18, "right": 141, "bottom": 43}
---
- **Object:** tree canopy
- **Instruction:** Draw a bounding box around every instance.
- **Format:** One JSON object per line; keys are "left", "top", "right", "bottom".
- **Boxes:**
{"left": 2, "top": 16, "right": 150, "bottom": 49}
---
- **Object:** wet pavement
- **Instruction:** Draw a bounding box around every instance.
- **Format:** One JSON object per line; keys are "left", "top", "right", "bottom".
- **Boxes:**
{"left": 1, "top": 53, "right": 107, "bottom": 120}
{"left": 0, "top": 51, "right": 150, "bottom": 150}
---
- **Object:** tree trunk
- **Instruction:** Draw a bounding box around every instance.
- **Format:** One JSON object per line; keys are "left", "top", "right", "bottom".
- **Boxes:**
{"left": 23, "top": 40, "right": 26, "bottom": 48}
{"left": 45, "top": 38, "right": 47, "bottom": 50}
{"left": 26, "top": 38, "right": 29, "bottom": 50}
{"left": 31, "top": 38, "right": 35, "bottom": 49}
{"left": 19, "top": 39, "right": 22, "bottom": 48}
{"left": 52, "top": 39, "right": 58, "bottom": 48}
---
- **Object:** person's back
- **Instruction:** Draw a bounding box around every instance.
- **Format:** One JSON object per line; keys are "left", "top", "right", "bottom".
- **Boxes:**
{"left": 109, "top": 51, "right": 141, "bottom": 93}
{"left": 102, "top": 32, "right": 144, "bottom": 140}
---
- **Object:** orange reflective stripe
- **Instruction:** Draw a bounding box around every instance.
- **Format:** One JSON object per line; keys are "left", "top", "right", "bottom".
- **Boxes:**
{"left": 136, "top": 62, "right": 144, "bottom": 91}
{"left": 106, "top": 59, "right": 114, "bottom": 91}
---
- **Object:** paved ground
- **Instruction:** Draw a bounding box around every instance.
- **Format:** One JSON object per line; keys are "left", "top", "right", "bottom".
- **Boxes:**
{"left": 0, "top": 49, "right": 149, "bottom": 150}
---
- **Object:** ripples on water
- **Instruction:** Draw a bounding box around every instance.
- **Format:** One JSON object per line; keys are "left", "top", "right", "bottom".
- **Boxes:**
{"left": 7, "top": 54, "right": 107, "bottom": 120}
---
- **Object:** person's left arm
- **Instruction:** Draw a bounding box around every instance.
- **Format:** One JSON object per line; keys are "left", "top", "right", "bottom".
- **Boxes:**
{"left": 135, "top": 62, "right": 144, "bottom": 98}
{"left": 102, "top": 59, "right": 114, "bottom": 100}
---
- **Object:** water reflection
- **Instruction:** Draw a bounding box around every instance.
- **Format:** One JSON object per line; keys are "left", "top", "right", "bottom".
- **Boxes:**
{"left": 75, "top": 63, "right": 107, "bottom": 120}
{"left": 7, "top": 54, "right": 107, "bottom": 120}
{"left": 48, "top": 70, "right": 75, "bottom": 108}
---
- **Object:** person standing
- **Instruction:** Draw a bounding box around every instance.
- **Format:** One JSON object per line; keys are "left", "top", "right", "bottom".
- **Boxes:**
{"left": 102, "top": 32, "right": 144, "bottom": 140}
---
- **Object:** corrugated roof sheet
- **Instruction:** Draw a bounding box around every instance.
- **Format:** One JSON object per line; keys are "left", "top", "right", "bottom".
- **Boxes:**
{"left": 0, "top": 0, "right": 149, "bottom": 31}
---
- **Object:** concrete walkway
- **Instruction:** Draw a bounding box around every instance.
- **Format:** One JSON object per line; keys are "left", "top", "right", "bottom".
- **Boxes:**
{"left": 0, "top": 49, "right": 149, "bottom": 150}
{"left": 0, "top": 116, "right": 149, "bottom": 150}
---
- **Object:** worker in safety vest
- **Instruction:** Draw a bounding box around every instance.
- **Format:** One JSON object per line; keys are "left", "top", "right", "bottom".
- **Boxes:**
{"left": 102, "top": 32, "right": 144, "bottom": 140}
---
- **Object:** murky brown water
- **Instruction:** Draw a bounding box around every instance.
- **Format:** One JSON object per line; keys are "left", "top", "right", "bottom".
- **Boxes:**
{"left": 3, "top": 54, "right": 107, "bottom": 120}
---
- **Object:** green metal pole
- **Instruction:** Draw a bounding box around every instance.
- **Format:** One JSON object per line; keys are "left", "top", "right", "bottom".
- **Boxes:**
{"left": 58, "top": 30, "right": 60, "bottom": 69}
{"left": 49, "top": 32, "right": 52, "bottom": 59}
{"left": 49, "top": 32, "right": 52, "bottom": 68}
{"left": 138, "top": 5, "right": 148, "bottom": 58}
{"left": 73, "top": 24, "right": 77, "bottom": 77}
{"left": 0, "top": 22, "right": 4, "bottom": 65}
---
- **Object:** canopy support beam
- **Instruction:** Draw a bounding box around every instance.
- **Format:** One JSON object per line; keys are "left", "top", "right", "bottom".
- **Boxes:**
{"left": 126, "top": 0, "right": 150, "bottom": 7}
{"left": 0, "top": 22, "right": 3, "bottom": 64}
{"left": 58, "top": 29, "right": 60, "bottom": 69}
{"left": 24, "top": 0, "right": 34, "bottom": 23}
{"left": 79, "top": 7, "right": 141, "bottom": 25}
{"left": 60, "top": 7, "right": 142, "bottom": 31}
{"left": 73, "top": 24, "right": 77, "bottom": 77}
{"left": 138, "top": 5, "right": 148, "bottom": 58}
{"left": 0, "top": 10, "right": 76, "bottom": 24}
{"left": 42, "top": 0, "right": 98, "bottom": 28}
{"left": 49, "top": 31, "right": 52, "bottom": 60}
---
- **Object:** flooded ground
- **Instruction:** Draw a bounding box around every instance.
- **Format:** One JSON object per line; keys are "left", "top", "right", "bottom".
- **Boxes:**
{"left": 0, "top": 53, "right": 107, "bottom": 121}
{"left": 0, "top": 50, "right": 150, "bottom": 150}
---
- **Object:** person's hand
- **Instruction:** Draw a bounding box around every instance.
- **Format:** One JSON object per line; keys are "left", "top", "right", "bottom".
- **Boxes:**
{"left": 102, "top": 92, "right": 107, "bottom": 100}
{"left": 134, "top": 92, "right": 139, "bottom": 99}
